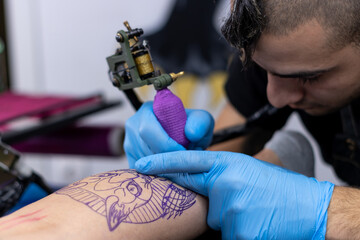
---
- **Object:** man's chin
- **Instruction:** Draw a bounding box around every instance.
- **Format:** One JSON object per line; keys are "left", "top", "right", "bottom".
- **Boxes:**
{"left": 302, "top": 107, "right": 337, "bottom": 116}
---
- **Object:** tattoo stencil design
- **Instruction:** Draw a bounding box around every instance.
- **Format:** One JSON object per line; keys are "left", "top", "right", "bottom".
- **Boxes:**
{"left": 56, "top": 169, "right": 196, "bottom": 231}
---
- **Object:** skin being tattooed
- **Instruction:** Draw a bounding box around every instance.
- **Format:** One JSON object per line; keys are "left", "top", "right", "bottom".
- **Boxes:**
{"left": 0, "top": 169, "right": 208, "bottom": 240}
{"left": 0, "top": 210, "right": 47, "bottom": 231}
{"left": 55, "top": 169, "right": 197, "bottom": 231}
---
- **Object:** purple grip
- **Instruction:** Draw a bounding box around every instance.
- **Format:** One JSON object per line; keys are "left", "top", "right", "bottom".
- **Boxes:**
{"left": 153, "top": 88, "right": 189, "bottom": 148}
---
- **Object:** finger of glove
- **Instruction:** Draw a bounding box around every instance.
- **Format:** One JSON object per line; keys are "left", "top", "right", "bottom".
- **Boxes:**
{"left": 185, "top": 109, "right": 214, "bottom": 149}
{"left": 123, "top": 101, "right": 153, "bottom": 155}
{"left": 124, "top": 133, "right": 153, "bottom": 168}
{"left": 124, "top": 103, "right": 158, "bottom": 168}
{"left": 139, "top": 102, "right": 185, "bottom": 153}
{"left": 135, "top": 151, "right": 216, "bottom": 175}
{"left": 158, "top": 172, "right": 209, "bottom": 196}
{"left": 222, "top": 210, "right": 243, "bottom": 240}
{"left": 206, "top": 196, "right": 223, "bottom": 231}
{"left": 124, "top": 125, "right": 144, "bottom": 168}
{"left": 125, "top": 144, "right": 153, "bottom": 168}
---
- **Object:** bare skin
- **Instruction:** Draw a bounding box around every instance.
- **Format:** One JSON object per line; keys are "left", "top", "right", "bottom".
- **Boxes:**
{"left": 253, "top": 20, "right": 360, "bottom": 116}
{"left": 0, "top": 170, "right": 208, "bottom": 240}
{"left": 326, "top": 187, "right": 360, "bottom": 239}
{"left": 251, "top": 20, "right": 360, "bottom": 239}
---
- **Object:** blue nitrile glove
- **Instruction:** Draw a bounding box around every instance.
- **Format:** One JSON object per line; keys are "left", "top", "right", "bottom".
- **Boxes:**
{"left": 135, "top": 151, "right": 335, "bottom": 239}
{"left": 124, "top": 101, "right": 214, "bottom": 168}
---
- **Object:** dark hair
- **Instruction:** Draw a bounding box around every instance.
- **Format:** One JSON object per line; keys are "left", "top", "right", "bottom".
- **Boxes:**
{"left": 221, "top": 0, "right": 360, "bottom": 66}
{"left": 221, "top": 0, "right": 264, "bottom": 66}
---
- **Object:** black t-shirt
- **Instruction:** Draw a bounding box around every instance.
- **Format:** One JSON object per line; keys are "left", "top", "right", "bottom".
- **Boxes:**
{"left": 225, "top": 55, "right": 360, "bottom": 186}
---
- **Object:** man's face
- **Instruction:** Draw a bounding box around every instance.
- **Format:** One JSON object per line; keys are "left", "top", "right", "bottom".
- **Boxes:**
{"left": 252, "top": 20, "right": 360, "bottom": 115}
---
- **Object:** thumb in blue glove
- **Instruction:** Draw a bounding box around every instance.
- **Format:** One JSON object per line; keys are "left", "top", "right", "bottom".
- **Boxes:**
{"left": 124, "top": 102, "right": 214, "bottom": 168}
{"left": 135, "top": 151, "right": 334, "bottom": 239}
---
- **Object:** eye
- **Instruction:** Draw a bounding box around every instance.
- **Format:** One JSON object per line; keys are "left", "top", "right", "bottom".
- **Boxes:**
{"left": 298, "top": 75, "right": 320, "bottom": 85}
{"left": 127, "top": 181, "right": 142, "bottom": 197}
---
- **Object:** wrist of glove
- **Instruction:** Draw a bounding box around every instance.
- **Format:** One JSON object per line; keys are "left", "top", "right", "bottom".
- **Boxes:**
{"left": 135, "top": 151, "right": 334, "bottom": 239}
{"left": 124, "top": 101, "right": 214, "bottom": 168}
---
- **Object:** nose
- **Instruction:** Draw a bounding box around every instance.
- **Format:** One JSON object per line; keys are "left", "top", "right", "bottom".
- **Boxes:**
{"left": 266, "top": 73, "right": 305, "bottom": 108}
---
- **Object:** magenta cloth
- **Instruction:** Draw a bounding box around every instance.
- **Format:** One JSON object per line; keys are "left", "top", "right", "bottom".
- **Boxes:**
{"left": 0, "top": 91, "right": 101, "bottom": 131}
{"left": 153, "top": 88, "right": 189, "bottom": 148}
{"left": 0, "top": 91, "right": 101, "bottom": 124}
{"left": 12, "top": 125, "right": 123, "bottom": 157}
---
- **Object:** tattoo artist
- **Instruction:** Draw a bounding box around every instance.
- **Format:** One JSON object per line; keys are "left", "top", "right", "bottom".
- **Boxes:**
{"left": 125, "top": 0, "right": 360, "bottom": 239}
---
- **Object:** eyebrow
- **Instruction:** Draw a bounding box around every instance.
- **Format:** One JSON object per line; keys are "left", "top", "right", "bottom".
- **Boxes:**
{"left": 270, "top": 68, "right": 334, "bottom": 79}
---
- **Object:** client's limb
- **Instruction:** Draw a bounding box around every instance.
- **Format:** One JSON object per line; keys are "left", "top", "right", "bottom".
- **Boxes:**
{"left": 254, "top": 130, "right": 315, "bottom": 177}
{"left": 0, "top": 169, "right": 208, "bottom": 240}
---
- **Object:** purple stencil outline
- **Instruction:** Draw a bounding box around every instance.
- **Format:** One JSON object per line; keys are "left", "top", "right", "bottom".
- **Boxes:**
{"left": 56, "top": 169, "right": 196, "bottom": 231}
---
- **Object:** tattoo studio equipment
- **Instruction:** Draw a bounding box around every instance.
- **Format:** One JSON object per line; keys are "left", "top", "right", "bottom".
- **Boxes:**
{"left": 0, "top": 141, "right": 52, "bottom": 216}
{"left": 107, "top": 22, "right": 291, "bottom": 147}
{"left": 210, "top": 104, "right": 292, "bottom": 145}
{"left": 106, "top": 21, "right": 189, "bottom": 147}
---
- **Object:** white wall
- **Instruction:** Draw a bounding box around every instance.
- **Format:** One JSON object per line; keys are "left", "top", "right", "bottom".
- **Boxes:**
{"left": 5, "top": 0, "right": 178, "bottom": 122}
{"left": 4, "top": 0, "right": 179, "bottom": 186}
{"left": 4, "top": 0, "right": 345, "bottom": 186}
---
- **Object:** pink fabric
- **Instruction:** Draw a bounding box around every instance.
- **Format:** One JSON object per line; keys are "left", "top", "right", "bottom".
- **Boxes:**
{"left": 0, "top": 91, "right": 101, "bottom": 131}
{"left": 13, "top": 125, "right": 122, "bottom": 157}
{"left": 153, "top": 88, "right": 189, "bottom": 148}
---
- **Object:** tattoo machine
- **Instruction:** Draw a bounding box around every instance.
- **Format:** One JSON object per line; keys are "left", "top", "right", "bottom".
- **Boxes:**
{"left": 106, "top": 22, "right": 291, "bottom": 148}
{"left": 106, "top": 21, "right": 189, "bottom": 147}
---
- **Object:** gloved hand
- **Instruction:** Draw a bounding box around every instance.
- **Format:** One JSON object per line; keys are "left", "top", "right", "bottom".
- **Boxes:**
{"left": 135, "top": 151, "right": 334, "bottom": 239}
{"left": 124, "top": 102, "right": 214, "bottom": 168}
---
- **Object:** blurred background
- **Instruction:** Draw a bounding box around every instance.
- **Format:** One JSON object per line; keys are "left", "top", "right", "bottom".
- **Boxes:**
{"left": 0, "top": 0, "right": 344, "bottom": 194}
